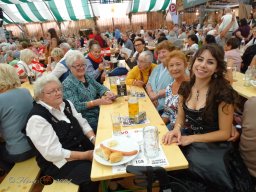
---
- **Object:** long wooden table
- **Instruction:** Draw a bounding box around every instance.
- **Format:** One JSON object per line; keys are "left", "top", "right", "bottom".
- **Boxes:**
{"left": 232, "top": 72, "right": 256, "bottom": 99}
{"left": 91, "top": 83, "right": 188, "bottom": 182}
{"left": 20, "top": 81, "right": 34, "bottom": 96}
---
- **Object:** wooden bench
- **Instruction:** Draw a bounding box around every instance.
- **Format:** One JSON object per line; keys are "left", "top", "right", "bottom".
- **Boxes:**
{"left": 0, "top": 157, "right": 79, "bottom": 192}
{"left": 0, "top": 157, "right": 40, "bottom": 192}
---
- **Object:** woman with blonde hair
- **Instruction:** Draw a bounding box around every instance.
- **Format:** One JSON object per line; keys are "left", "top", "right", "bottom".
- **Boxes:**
{"left": 47, "top": 47, "right": 64, "bottom": 71}
{"left": 161, "top": 50, "right": 189, "bottom": 129}
{"left": 15, "top": 48, "right": 44, "bottom": 82}
{"left": 0, "top": 64, "right": 34, "bottom": 173}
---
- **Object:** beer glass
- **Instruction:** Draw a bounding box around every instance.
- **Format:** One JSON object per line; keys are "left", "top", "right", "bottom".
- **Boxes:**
{"left": 128, "top": 96, "right": 139, "bottom": 119}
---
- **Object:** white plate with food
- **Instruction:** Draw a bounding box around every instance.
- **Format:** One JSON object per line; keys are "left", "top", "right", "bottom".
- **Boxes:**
{"left": 94, "top": 136, "right": 139, "bottom": 166}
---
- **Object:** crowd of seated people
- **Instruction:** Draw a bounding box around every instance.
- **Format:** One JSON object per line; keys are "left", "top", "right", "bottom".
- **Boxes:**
{"left": 0, "top": 18, "right": 256, "bottom": 191}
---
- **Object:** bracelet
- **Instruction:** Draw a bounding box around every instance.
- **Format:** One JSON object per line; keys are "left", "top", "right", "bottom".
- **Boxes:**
{"left": 89, "top": 136, "right": 96, "bottom": 142}
{"left": 90, "top": 100, "right": 93, "bottom": 107}
{"left": 104, "top": 91, "right": 110, "bottom": 96}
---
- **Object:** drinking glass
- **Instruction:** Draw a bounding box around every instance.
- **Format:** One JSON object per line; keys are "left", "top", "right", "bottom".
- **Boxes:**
{"left": 111, "top": 113, "right": 121, "bottom": 136}
{"left": 128, "top": 96, "right": 139, "bottom": 119}
{"left": 104, "top": 62, "right": 111, "bottom": 74}
{"left": 109, "top": 77, "right": 117, "bottom": 95}
{"left": 143, "top": 126, "right": 159, "bottom": 159}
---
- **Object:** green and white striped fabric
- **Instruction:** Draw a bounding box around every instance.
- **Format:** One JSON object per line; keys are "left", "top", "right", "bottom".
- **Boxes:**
{"left": 0, "top": 0, "right": 172, "bottom": 24}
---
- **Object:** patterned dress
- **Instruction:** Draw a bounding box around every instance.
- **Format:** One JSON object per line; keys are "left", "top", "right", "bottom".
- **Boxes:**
{"left": 161, "top": 82, "right": 179, "bottom": 130}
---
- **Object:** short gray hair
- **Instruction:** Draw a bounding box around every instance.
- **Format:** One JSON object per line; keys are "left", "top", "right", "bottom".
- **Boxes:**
{"left": 65, "top": 50, "right": 85, "bottom": 68}
{"left": 33, "top": 74, "right": 62, "bottom": 101}
{"left": 20, "top": 49, "right": 36, "bottom": 64}
{"left": 139, "top": 51, "right": 153, "bottom": 63}
{"left": 59, "top": 42, "right": 71, "bottom": 50}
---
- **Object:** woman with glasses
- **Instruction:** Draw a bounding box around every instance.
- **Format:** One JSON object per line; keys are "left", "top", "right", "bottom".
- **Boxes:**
{"left": 122, "top": 38, "right": 148, "bottom": 69}
{"left": 26, "top": 74, "right": 98, "bottom": 192}
{"left": 63, "top": 50, "right": 116, "bottom": 132}
{"left": 126, "top": 51, "right": 157, "bottom": 87}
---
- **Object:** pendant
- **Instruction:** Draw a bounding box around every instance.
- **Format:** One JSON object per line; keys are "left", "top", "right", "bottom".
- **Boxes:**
{"left": 196, "top": 90, "right": 199, "bottom": 101}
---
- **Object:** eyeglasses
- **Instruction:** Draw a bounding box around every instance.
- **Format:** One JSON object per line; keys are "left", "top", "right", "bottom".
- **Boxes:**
{"left": 134, "top": 43, "right": 143, "bottom": 47}
{"left": 71, "top": 64, "right": 86, "bottom": 70}
{"left": 43, "top": 87, "right": 63, "bottom": 96}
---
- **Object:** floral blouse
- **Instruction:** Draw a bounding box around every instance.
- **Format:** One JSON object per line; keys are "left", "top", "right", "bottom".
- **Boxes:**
{"left": 161, "top": 82, "right": 179, "bottom": 129}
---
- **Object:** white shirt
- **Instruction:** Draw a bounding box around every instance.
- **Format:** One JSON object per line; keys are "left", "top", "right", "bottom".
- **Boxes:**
{"left": 188, "top": 43, "right": 199, "bottom": 53}
{"left": 218, "top": 13, "right": 239, "bottom": 33}
{"left": 26, "top": 100, "right": 92, "bottom": 168}
{"left": 50, "top": 49, "right": 72, "bottom": 78}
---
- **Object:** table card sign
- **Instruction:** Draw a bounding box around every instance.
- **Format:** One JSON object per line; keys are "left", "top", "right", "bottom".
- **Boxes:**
{"left": 112, "top": 128, "right": 169, "bottom": 174}
{"left": 120, "top": 116, "right": 150, "bottom": 127}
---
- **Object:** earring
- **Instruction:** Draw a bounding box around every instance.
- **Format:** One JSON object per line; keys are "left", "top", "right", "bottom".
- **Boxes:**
{"left": 214, "top": 73, "right": 218, "bottom": 79}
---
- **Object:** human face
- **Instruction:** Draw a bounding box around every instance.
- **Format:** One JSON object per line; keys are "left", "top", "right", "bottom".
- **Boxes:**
{"left": 41, "top": 81, "right": 63, "bottom": 109}
{"left": 192, "top": 50, "right": 217, "bottom": 80}
{"left": 91, "top": 47, "right": 101, "bottom": 59}
{"left": 252, "top": 28, "right": 256, "bottom": 38}
{"left": 138, "top": 57, "right": 150, "bottom": 72}
{"left": 134, "top": 41, "right": 145, "bottom": 53}
{"left": 167, "top": 57, "right": 186, "bottom": 80}
{"left": 122, "top": 34, "right": 128, "bottom": 41}
{"left": 46, "top": 32, "right": 51, "bottom": 41}
{"left": 187, "top": 38, "right": 194, "bottom": 46}
{"left": 157, "top": 49, "right": 169, "bottom": 64}
{"left": 70, "top": 58, "right": 86, "bottom": 79}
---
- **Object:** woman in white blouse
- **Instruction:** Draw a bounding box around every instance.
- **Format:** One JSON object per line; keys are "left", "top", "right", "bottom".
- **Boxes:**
{"left": 26, "top": 74, "right": 98, "bottom": 192}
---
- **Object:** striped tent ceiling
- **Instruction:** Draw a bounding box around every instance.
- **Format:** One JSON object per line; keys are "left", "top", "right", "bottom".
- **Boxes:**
{"left": 0, "top": 0, "right": 172, "bottom": 25}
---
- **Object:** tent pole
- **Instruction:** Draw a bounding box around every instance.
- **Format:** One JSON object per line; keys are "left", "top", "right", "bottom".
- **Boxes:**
{"left": 2, "top": 10, "right": 26, "bottom": 35}
{"left": 88, "top": 0, "right": 97, "bottom": 26}
{"left": 42, "top": 0, "right": 61, "bottom": 34}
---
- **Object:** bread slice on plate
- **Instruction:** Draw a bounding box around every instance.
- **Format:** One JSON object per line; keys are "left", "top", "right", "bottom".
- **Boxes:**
{"left": 109, "top": 152, "right": 123, "bottom": 163}
{"left": 95, "top": 147, "right": 111, "bottom": 161}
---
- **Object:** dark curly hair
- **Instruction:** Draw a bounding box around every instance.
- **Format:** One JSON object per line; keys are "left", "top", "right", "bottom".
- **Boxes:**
{"left": 179, "top": 44, "right": 239, "bottom": 124}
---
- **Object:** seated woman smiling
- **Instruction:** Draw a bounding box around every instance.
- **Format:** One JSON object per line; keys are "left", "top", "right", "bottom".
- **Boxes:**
{"left": 26, "top": 74, "right": 98, "bottom": 192}
{"left": 63, "top": 50, "right": 116, "bottom": 132}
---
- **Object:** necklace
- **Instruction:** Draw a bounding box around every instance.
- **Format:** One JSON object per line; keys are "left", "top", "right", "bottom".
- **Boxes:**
{"left": 196, "top": 90, "right": 199, "bottom": 101}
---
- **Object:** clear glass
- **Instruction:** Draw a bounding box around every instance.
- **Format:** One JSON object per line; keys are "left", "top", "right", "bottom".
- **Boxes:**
{"left": 111, "top": 113, "right": 121, "bottom": 136}
{"left": 109, "top": 77, "right": 118, "bottom": 95}
{"left": 143, "top": 126, "right": 159, "bottom": 159}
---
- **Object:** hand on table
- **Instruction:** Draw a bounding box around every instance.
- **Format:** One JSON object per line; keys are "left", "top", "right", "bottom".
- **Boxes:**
{"left": 105, "top": 91, "right": 117, "bottom": 100}
{"left": 162, "top": 129, "right": 181, "bottom": 145}
{"left": 98, "top": 97, "right": 113, "bottom": 105}
{"left": 133, "top": 80, "right": 145, "bottom": 87}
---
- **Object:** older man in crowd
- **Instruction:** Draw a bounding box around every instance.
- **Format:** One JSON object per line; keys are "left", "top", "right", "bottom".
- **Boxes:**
{"left": 218, "top": 8, "right": 238, "bottom": 45}
{"left": 121, "top": 33, "right": 134, "bottom": 54}
{"left": 126, "top": 50, "right": 156, "bottom": 87}
{"left": 122, "top": 38, "right": 147, "bottom": 69}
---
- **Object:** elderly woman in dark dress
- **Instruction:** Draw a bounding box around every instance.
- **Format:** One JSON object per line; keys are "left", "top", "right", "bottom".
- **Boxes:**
{"left": 26, "top": 74, "right": 98, "bottom": 192}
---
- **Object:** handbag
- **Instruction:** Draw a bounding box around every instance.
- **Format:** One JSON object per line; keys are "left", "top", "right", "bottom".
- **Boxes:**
{"left": 181, "top": 142, "right": 254, "bottom": 192}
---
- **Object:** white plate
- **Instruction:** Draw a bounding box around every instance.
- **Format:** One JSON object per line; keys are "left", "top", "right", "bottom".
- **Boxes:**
{"left": 250, "top": 80, "right": 256, "bottom": 87}
{"left": 94, "top": 136, "right": 139, "bottom": 166}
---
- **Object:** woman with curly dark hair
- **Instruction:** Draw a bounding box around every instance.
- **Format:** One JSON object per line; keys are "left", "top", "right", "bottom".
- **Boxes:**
{"left": 162, "top": 44, "right": 253, "bottom": 192}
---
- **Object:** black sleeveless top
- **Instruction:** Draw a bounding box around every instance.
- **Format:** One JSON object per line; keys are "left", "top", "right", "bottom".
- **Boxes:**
{"left": 182, "top": 104, "right": 219, "bottom": 135}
